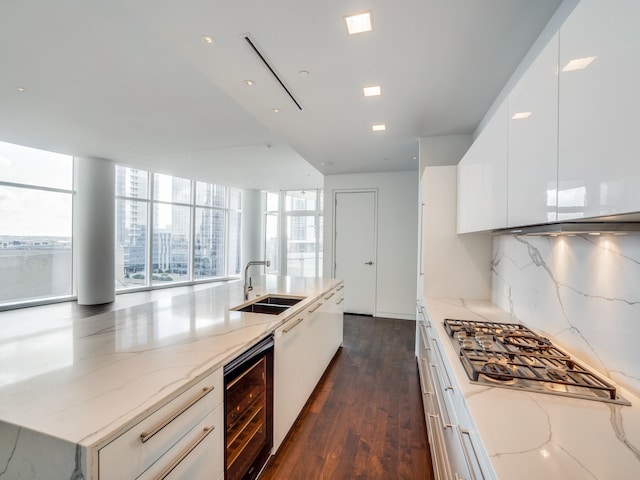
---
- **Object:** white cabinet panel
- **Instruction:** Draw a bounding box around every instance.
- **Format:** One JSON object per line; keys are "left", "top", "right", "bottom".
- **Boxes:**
{"left": 508, "top": 33, "right": 559, "bottom": 227}
{"left": 558, "top": 0, "right": 640, "bottom": 220}
{"left": 457, "top": 101, "right": 508, "bottom": 233}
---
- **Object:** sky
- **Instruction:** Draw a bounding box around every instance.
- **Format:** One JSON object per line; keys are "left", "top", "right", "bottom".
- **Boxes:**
{"left": 0, "top": 141, "right": 73, "bottom": 237}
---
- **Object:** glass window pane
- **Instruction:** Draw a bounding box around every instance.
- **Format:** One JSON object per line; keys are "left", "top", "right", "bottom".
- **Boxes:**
{"left": 265, "top": 191, "right": 279, "bottom": 212}
{"left": 265, "top": 213, "right": 279, "bottom": 274}
{"left": 116, "top": 166, "right": 148, "bottom": 199}
{"left": 194, "top": 208, "right": 225, "bottom": 279}
{"left": 286, "top": 215, "right": 316, "bottom": 277}
{"left": 153, "top": 173, "right": 191, "bottom": 204}
{"left": 196, "top": 182, "right": 226, "bottom": 207}
{"left": 116, "top": 199, "right": 148, "bottom": 289}
{"left": 285, "top": 190, "right": 317, "bottom": 211}
{"left": 152, "top": 203, "right": 191, "bottom": 284}
{"left": 0, "top": 141, "right": 73, "bottom": 190}
{"left": 0, "top": 186, "right": 73, "bottom": 303}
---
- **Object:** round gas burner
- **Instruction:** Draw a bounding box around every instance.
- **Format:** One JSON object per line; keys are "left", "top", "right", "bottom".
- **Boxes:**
{"left": 479, "top": 373, "right": 518, "bottom": 386}
{"left": 504, "top": 334, "right": 552, "bottom": 352}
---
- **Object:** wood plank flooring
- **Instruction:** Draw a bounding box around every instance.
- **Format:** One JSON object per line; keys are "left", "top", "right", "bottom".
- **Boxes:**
{"left": 259, "top": 314, "right": 434, "bottom": 480}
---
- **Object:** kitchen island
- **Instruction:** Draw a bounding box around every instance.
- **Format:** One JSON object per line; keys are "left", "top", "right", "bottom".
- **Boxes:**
{"left": 420, "top": 296, "right": 640, "bottom": 480}
{"left": 0, "top": 276, "right": 343, "bottom": 479}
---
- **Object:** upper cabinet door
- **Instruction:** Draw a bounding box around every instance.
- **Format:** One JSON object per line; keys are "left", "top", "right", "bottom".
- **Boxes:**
{"left": 456, "top": 100, "right": 508, "bottom": 234}
{"left": 558, "top": 0, "right": 640, "bottom": 220}
{"left": 508, "top": 33, "right": 559, "bottom": 227}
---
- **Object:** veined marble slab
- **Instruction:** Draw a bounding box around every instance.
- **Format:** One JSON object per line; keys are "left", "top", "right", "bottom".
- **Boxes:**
{"left": 425, "top": 296, "right": 640, "bottom": 480}
{"left": 0, "top": 276, "right": 340, "bottom": 479}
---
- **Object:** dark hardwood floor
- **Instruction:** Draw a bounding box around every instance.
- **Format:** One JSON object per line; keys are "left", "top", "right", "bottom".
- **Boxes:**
{"left": 260, "top": 314, "right": 433, "bottom": 480}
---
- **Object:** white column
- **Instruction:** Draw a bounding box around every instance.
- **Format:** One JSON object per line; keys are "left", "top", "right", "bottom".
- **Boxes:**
{"left": 241, "top": 189, "right": 262, "bottom": 266}
{"left": 75, "top": 156, "right": 115, "bottom": 305}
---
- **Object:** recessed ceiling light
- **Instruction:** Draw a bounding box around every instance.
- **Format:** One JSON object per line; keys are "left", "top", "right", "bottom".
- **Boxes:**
{"left": 201, "top": 35, "right": 214, "bottom": 45}
{"left": 17, "top": 87, "right": 25, "bottom": 92}
{"left": 512, "top": 112, "right": 532, "bottom": 120}
{"left": 372, "top": 124, "right": 386, "bottom": 132}
{"left": 272, "top": 108, "right": 280, "bottom": 113}
{"left": 345, "top": 12, "right": 373, "bottom": 35}
{"left": 299, "top": 70, "right": 310, "bottom": 78}
{"left": 363, "top": 85, "right": 381, "bottom": 97}
{"left": 321, "top": 161, "right": 334, "bottom": 167}
{"left": 244, "top": 80, "right": 255, "bottom": 86}
{"left": 562, "top": 56, "right": 597, "bottom": 72}
{"left": 412, "top": 156, "right": 417, "bottom": 160}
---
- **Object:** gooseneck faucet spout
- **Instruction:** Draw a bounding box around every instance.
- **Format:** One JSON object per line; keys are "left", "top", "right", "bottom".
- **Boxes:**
{"left": 244, "top": 260, "right": 271, "bottom": 300}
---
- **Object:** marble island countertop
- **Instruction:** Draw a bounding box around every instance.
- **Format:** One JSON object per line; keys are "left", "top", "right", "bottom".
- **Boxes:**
{"left": 424, "top": 296, "right": 640, "bottom": 480}
{"left": 0, "top": 276, "right": 340, "bottom": 451}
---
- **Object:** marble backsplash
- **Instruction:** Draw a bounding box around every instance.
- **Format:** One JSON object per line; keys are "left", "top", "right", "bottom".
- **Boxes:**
{"left": 491, "top": 233, "right": 640, "bottom": 398}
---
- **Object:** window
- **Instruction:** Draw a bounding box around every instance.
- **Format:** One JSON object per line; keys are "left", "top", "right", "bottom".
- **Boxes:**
{"left": 115, "top": 167, "right": 149, "bottom": 289}
{"left": 115, "top": 168, "right": 242, "bottom": 291}
{"left": 263, "top": 190, "right": 323, "bottom": 278}
{"left": 0, "top": 142, "right": 74, "bottom": 306}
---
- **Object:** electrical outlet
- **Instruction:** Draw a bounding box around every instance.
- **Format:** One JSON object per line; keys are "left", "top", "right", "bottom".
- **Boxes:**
{"left": 503, "top": 285, "right": 511, "bottom": 298}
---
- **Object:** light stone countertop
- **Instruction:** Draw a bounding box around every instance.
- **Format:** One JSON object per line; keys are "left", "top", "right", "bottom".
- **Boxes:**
{"left": 0, "top": 276, "right": 340, "bottom": 451}
{"left": 424, "top": 296, "right": 640, "bottom": 480}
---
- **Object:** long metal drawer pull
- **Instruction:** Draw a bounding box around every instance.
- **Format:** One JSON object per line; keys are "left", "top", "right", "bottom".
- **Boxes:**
{"left": 336, "top": 285, "right": 344, "bottom": 291}
{"left": 324, "top": 292, "right": 335, "bottom": 300}
{"left": 458, "top": 428, "right": 483, "bottom": 480}
{"left": 308, "top": 302, "right": 323, "bottom": 313}
{"left": 154, "top": 426, "right": 215, "bottom": 480}
{"left": 283, "top": 317, "right": 305, "bottom": 333}
{"left": 428, "top": 414, "right": 453, "bottom": 480}
{"left": 419, "top": 359, "right": 433, "bottom": 395}
{"left": 420, "top": 327, "right": 431, "bottom": 352}
{"left": 140, "top": 386, "right": 214, "bottom": 443}
{"left": 431, "top": 338, "right": 453, "bottom": 388}
{"left": 336, "top": 297, "right": 344, "bottom": 305}
{"left": 430, "top": 364, "right": 453, "bottom": 429}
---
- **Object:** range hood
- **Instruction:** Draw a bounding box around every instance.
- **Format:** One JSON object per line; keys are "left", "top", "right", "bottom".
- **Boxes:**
{"left": 494, "top": 221, "right": 640, "bottom": 236}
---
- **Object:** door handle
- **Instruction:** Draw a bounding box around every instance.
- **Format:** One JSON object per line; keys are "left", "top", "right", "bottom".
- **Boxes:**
{"left": 364, "top": 261, "right": 373, "bottom": 265}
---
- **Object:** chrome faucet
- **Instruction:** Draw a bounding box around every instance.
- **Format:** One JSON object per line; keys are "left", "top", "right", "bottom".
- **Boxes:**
{"left": 244, "top": 260, "right": 271, "bottom": 300}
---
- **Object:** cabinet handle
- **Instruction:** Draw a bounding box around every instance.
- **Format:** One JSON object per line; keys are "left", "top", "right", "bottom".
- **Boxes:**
{"left": 427, "top": 414, "right": 453, "bottom": 480}
{"left": 336, "top": 285, "right": 344, "bottom": 291}
{"left": 336, "top": 297, "right": 344, "bottom": 305}
{"left": 283, "top": 317, "right": 305, "bottom": 333}
{"left": 419, "top": 359, "right": 433, "bottom": 396}
{"left": 154, "top": 426, "right": 215, "bottom": 480}
{"left": 432, "top": 338, "right": 453, "bottom": 388}
{"left": 308, "top": 302, "right": 323, "bottom": 313}
{"left": 140, "top": 386, "right": 215, "bottom": 443}
{"left": 457, "top": 428, "right": 482, "bottom": 480}
{"left": 324, "top": 292, "right": 335, "bottom": 300}
{"left": 430, "top": 364, "right": 454, "bottom": 429}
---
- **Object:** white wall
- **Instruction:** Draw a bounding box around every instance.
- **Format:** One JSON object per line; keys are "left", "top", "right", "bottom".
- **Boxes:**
{"left": 324, "top": 171, "right": 418, "bottom": 320}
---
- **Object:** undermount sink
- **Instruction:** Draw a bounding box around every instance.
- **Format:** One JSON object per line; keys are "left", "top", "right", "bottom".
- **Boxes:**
{"left": 232, "top": 295, "right": 305, "bottom": 315}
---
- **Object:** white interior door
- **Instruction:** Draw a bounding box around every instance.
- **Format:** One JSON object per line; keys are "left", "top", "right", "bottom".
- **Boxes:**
{"left": 334, "top": 191, "right": 376, "bottom": 315}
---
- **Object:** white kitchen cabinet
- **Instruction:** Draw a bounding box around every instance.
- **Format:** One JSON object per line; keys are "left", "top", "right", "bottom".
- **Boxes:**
{"left": 558, "top": 0, "right": 640, "bottom": 220}
{"left": 416, "top": 300, "right": 493, "bottom": 480}
{"left": 99, "top": 367, "right": 224, "bottom": 480}
{"left": 457, "top": 100, "right": 508, "bottom": 233}
{"left": 508, "top": 32, "right": 559, "bottom": 227}
{"left": 273, "top": 283, "right": 344, "bottom": 451}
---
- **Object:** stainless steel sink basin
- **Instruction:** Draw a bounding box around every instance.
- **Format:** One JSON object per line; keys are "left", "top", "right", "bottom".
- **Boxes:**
{"left": 231, "top": 295, "right": 305, "bottom": 315}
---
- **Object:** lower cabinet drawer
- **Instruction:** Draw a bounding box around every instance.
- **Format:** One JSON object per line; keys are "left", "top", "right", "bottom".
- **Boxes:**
{"left": 99, "top": 368, "right": 223, "bottom": 479}
{"left": 138, "top": 403, "right": 224, "bottom": 480}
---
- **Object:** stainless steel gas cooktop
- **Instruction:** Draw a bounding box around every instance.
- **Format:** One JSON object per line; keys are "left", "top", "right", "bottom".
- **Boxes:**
{"left": 443, "top": 319, "right": 630, "bottom": 406}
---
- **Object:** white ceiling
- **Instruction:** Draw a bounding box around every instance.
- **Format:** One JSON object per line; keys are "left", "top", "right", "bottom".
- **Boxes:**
{"left": 0, "top": 0, "right": 562, "bottom": 190}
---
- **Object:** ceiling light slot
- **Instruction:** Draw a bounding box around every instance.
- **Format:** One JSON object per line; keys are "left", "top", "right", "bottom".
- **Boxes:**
{"left": 243, "top": 35, "right": 303, "bottom": 111}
